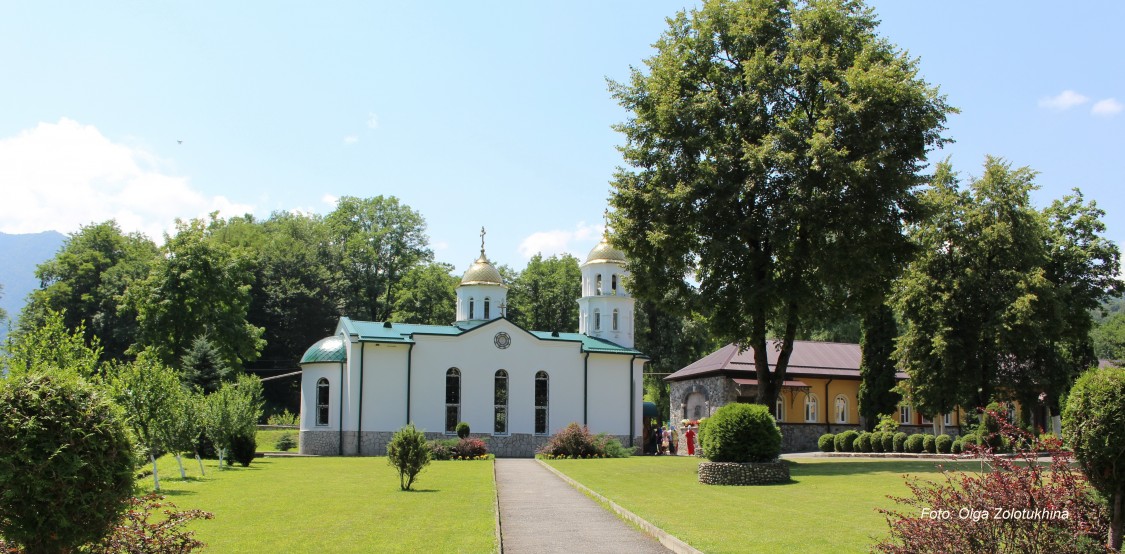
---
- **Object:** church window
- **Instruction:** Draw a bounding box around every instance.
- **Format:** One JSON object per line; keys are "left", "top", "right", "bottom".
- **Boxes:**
{"left": 534, "top": 371, "right": 549, "bottom": 435}
{"left": 595, "top": 274, "right": 602, "bottom": 295}
{"left": 612, "top": 309, "right": 619, "bottom": 331}
{"left": 943, "top": 412, "right": 953, "bottom": 427}
{"left": 900, "top": 404, "right": 912, "bottom": 425}
{"left": 484, "top": 297, "right": 491, "bottom": 319}
{"left": 835, "top": 395, "right": 848, "bottom": 424}
{"left": 445, "top": 368, "right": 461, "bottom": 434}
{"left": 494, "top": 370, "right": 508, "bottom": 434}
{"left": 805, "top": 394, "right": 818, "bottom": 423}
{"left": 775, "top": 395, "right": 785, "bottom": 422}
{"left": 316, "top": 378, "right": 330, "bottom": 426}
{"left": 469, "top": 298, "right": 475, "bottom": 319}
{"left": 593, "top": 309, "right": 601, "bottom": 331}
{"left": 611, "top": 274, "right": 617, "bottom": 294}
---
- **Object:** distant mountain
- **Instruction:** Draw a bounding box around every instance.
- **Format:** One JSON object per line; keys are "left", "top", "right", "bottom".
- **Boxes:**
{"left": 0, "top": 230, "right": 66, "bottom": 339}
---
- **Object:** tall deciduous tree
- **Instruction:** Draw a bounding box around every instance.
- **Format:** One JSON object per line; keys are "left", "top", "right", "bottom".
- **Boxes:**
{"left": 125, "top": 217, "right": 265, "bottom": 371}
{"left": 392, "top": 262, "right": 459, "bottom": 325}
{"left": 2, "top": 309, "right": 102, "bottom": 377}
{"left": 506, "top": 254, "right": 582, "bottom": 332}
{"left": 894, "top": 158, "right": 1121, "bottom": 423}
{"left": 21, "top": 220, "right": 158, "bottom": 362}
{"left": 325, "top": 196, "right": 431, "bottom": 322}
{"left": 609, "top": 0, "right": 951, "bottom": 408}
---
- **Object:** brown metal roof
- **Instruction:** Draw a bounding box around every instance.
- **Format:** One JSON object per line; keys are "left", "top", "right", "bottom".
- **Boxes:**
{"left": 731, "top": 378, "right": 810, "bottom": 388}
{"left": 666, "top": 340, "right": 909, "bottom": 381}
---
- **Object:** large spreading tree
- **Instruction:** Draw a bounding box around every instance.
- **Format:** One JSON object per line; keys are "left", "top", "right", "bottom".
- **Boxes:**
{"left": 609, "top": 0, "right": 951, "bottom": 408}
{"left": 506, "top": 253, "right": 582, "bottom": 333}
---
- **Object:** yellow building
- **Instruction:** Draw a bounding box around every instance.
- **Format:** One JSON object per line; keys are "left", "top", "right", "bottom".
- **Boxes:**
{"left": 665, "top": 341, "right": 966, "bottom": 452}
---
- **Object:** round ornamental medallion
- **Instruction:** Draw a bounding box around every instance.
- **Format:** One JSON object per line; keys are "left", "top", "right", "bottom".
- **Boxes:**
{"left": 494, "top": 332, "right": 511, "bottom": 349}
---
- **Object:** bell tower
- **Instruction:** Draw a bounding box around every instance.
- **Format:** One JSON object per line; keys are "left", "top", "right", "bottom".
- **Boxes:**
{"left": 577, "top": 216, "right": 634, "bottom": 347}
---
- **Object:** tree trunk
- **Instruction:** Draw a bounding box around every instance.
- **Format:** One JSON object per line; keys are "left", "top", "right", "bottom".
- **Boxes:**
{"left": 1110, "top": 483, "right": 1122, "bottom": 552}
{"left": 150, "top": 452, "right": 161, "bottom": 491}
{"left": 196, "top": 452, "right": 206, "bottom": 476}
{"left": 175, "top": 453, "right": 186, "bottom": 479}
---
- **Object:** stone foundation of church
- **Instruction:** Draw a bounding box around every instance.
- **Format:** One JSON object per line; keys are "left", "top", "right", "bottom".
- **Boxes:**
{"left": 299, "top": 430, "right": 642, "bottom": 457}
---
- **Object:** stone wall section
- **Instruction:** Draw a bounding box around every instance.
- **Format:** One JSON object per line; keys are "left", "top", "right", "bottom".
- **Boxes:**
{"left": 698, "top": 461, "right": 790, "bottom": 485}
{"left": 299, "top": 430, "right": 340, "bottom": 455}
{"left": 668, "top": 376, "right": 737, "bottom": 424}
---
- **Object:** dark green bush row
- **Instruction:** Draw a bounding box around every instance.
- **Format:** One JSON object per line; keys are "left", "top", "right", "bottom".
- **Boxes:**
{"left": 818, "top": 433, "right": 835, "bottom": 452}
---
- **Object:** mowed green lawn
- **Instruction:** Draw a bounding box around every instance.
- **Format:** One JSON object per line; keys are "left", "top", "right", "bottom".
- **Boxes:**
{"left": 137, "top": 456, "right": 497, "bottom": 553}
{"left": 544, "top": 456, "right": 983, "bottom": 554}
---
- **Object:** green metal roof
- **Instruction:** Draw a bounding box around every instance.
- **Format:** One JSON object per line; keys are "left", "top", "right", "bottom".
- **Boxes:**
{"left": 336, "top": 316, "right": 644, "bottom": 356}
{"left": 300, "top": 336, "right": 347, "bottom": 364}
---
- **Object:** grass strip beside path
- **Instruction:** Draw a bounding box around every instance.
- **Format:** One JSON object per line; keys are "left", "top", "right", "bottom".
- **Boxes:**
{"left": 139, "top": 456, "right": 497, "bottom": 553}
{"left": 544, "top": 456, "right": 982, "bottom": 554}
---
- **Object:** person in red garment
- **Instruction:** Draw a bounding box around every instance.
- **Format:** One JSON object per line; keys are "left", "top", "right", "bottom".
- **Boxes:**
{"left": 685, "top": 426, "right": 696, "bottom": 456}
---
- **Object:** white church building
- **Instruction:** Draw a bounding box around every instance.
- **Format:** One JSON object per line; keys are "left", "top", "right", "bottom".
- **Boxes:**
{"left": 298, "top": 231, "right": 647, "bottom": 457}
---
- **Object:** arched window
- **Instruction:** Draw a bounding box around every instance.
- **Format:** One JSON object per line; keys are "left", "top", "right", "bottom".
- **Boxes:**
{"left": 445, "top": 368, "right": 461, "bottom": 434}
{"left": 595, "top": 274, "right": 603, "bottom": 295}
{"left": 835, "top": 395, "right": 848, "bottom": 424}
{"left": 593, "top": 309, "right": 601, "bottom": 331}
{"left": 534, "top": 371, "right": 549, "bottom": 435}
{"left": 469, "top": 298, "right": 475, "bottom": 319}
{"left": 494, "top": 370, "right": 508, "bottom": 434}
{"left": 805, "top": 394, "right": 818, "bottom": 423}
{"left": 611, "top": 274, "right": 618, "bottom": 294}
{"left": 316, "top": 378, "right": 330, "bottom": 426}
{"left": 774, "top": 395, "right": 785, "bottom": 422}
{"left": 484, "top": 297, "right": 491, "bottom": 319}
{"left": 899, "top": 404, "right": 912, "bottom": 425}
{"left": 612, "top": 309, "right": 619, "bottom": 331}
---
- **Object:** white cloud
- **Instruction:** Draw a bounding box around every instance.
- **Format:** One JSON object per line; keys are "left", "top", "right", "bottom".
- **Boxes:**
{"left": 343, "top": 134, "right": 359, "bottom": 145}
{"left": 518, "top": 221, "right": 603, "bottom": 259}
{"left": 1038, "top": 89, "right": 1089, "bottom": 110}
{"left": 366, "top": 112, "right": 379, "bottom": 129}
{"left": 1092, "top": 98, "right": 1123, "bottom": 116}
{"left": 0, "top": 118, "right": 254, "bottom": 241}
{"left": 321, "top": 194, "right": 339, "bottom": 206}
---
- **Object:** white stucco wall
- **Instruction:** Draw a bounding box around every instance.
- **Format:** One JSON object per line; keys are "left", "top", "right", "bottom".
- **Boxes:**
{"left": 357, "top": 343, "right": 411, "bottom": 433}
{"left": 300, "top": 362, "right": 343, "bottom": 431}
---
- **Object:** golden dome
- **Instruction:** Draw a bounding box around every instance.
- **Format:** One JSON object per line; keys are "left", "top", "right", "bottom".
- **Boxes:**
{"left": 585, "top": 237, "right": 626, "bottom": 264}
{"left": 461, "top": 253, "right": 504, "bottom": 285}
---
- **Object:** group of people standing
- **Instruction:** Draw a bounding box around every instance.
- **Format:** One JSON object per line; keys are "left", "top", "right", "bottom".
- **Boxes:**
{"left": 649, "top": 423, "right": 697, "bottom": 456}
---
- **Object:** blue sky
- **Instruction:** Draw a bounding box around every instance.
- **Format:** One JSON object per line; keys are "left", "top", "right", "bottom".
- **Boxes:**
{"left": 1, "top": 2, "right": 1122, "bottom": 276}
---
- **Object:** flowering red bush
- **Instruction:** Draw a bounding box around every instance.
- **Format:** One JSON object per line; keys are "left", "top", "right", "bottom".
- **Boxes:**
{"left": 86, "top": 494, "right": 214, "bottom": 553}
{"left": 538, "top": 423, "right": 604, "bottom": 458}
{"left": 874, "top": 414, "right": 1111, "bottom": 553}
{"left": 453, "top": 437, "right": 489, "bottom": 458}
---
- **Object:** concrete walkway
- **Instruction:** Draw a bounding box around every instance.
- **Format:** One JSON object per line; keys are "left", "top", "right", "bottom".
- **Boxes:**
{"left": 494, "top": 458, "right": 672, "bottom": 554}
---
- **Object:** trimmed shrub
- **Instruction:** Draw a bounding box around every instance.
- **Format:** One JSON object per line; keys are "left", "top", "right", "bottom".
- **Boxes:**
{"left": 905, "top": 433, "right": 925, "bottom": 453}
{"left": 387, "top": 424, "right": 431, "bottom": 490}
{"left": 228, "top": 431, "right": 257, "bottom": 467}
{"left": 539, "top": 423, "right": 604, "bottom": 458}
{"left": 922, "top": 434, "right": 936, "bottom": 454}
{"left": 818, "top": 433, "right": 835, "bottom": 453}
{"left": 698, "top": 403, "right": 781, "bottom": 463}
{"left": 835, "top": 430, "right": 859, "bottom": 453}
{"left": 455, "top": 421, "right": 471, "bottom": 439}
{"left": 870, "top": 432, "right": 885, "bottom": 453}
{"left": 0, "top": 372, "right": 136, "bottom": 554}
{"left": 951, "top": 438, "right": 963, "bottom": 454}
{"left": 275, "top": 432, "right": 296, "bottom": 452}
{"left": 882, "top": 432, "right": 896, "bottom": 453}
{"left": 892, "top": 432, "right": 908, "bottom": 453}
{"left": 935, "top": 434, "right": 952, "bottom": 454}
{"left": 856, "top": 432, "right": 873, "bottom": 453}
{"left": 596, "top": 433, "right": 633, "bottom": 458}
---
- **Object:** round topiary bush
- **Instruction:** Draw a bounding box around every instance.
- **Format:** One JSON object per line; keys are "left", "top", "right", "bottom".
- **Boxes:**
{"left": 856, "top": 432, "right": 872, "bottom": 453}
{"left": 951, "top": 438, "right": 963, "bottom": 454}
{"left": 923, "top": 434, "right": 937, "bottom": 454}
{"left": 892, "top": 432, "right": 908, "bottom": 452}
{"left": 834, "top": 430, "right": 859, "bottom": 452}
{"left": 0, "top": 372, "right": 136, "bottom": 554}
{"left": 905, "top": 433, "right": 926, "bottom": 453}
{"left": 698, "top": 403, "right": 781, "bottom": 463}
{"left": 935, "top": 434, "right": 952, "bottom": 454}
{"left": 882, "top": 432, "right": 896, "bottom": 453}
{"left": 818, "top": 433, "right": 835, "bottom": 453}
{"left": 455, "top": 421, "right": 471, "bottom": 439}
{"left": 870, "top": 432, "right": 885, "bottom": 453}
